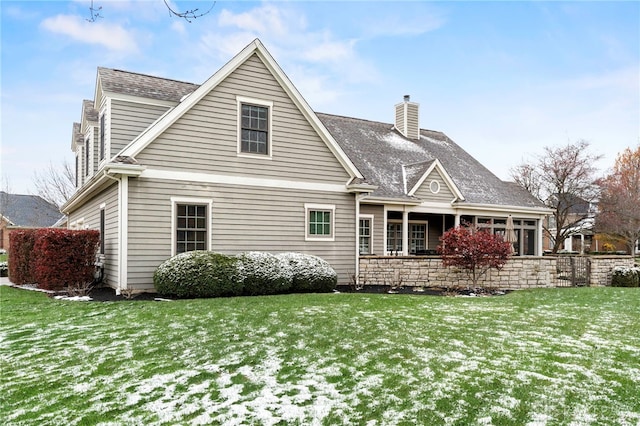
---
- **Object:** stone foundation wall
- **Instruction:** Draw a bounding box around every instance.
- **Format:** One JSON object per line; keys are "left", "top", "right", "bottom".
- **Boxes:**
{"left": 358, "top": 255, "right": 635, "bottom": 290}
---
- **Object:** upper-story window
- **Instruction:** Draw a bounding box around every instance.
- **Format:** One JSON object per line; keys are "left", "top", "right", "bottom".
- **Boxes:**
{"left": 99, "top": 114, "right": 105, "bottom": 161}
{"left": 84, "top": 137, "right": 90, "bottom": 177}
{"left": 237, "top": 96, "right": 272, "bottom": 157}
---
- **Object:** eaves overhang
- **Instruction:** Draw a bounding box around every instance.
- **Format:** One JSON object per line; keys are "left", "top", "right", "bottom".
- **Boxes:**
{"left": 452, "top": 202, "right": 554, "bottom": 216}
{"left": 61, "top": 164, "right": 145, "bottom": 214}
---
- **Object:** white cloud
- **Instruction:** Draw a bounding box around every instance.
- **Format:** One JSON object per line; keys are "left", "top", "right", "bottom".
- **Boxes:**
{"left": 40, "top": 14, "right": 139, "bottom": 53}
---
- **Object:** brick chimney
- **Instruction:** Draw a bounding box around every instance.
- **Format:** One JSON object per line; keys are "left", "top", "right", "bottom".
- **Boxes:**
{"left": 394, "top": 95, "right": 420, "bottom": 140}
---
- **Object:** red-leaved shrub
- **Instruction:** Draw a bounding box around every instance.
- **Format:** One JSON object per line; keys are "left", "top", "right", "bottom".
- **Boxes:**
{"left": 33, "top": 229, "right": 100, "bottom": 291}
{"left": 438, "top": 225, "right": 512, "bottom": 288}
{"left": 8, "top": 229, "right": 38, "bottom": 285}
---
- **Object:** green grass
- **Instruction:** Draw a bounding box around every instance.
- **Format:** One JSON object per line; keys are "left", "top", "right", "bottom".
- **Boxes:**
{"left": 1, "top": 287, "right": 639, "bottom": 425}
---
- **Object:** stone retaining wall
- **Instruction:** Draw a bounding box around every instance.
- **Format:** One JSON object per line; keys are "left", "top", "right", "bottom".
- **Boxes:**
{"left": 358, "top": 255, "right": 634, "bottom": 290}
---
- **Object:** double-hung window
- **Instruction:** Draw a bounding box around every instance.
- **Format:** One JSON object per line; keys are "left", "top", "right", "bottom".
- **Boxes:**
{"left": 99, "top": 114, "right": 105, "bottom": 161}
{"left": 359, "top": 216, "right": 373, "bottom": 255}
{"left": 84, "top": 137, "right": 90, "bottom": 177}
{"left": 305, "top": 204, "right": 335, "bottom": 241}
{"left": 175, "top": 203, "right": 208, "bottom": 254}
{"left": 99, "top": 207, "right": 105, "bottom": 254}
{"left": 237, "top": 96, "right": 272, "bottom": 157}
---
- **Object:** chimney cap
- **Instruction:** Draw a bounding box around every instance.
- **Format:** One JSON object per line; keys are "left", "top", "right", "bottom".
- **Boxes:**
{"left": 403, "top": 95, "right": 410, "bottom": 102}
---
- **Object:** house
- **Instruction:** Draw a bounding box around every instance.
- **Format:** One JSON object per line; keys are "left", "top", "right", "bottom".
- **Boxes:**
{"left": 0, "top": 192, "right": 62, "bottom": 250}
{"left": 61, "top": 39, "right": 551, "bottom": 293}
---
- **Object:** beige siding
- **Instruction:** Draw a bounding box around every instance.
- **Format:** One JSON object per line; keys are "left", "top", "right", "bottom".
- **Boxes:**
{"left": 126, "top": 177, "right": 356, "bottom": 291}
{"left": 360, "top": 204, "right": 385, "bottom": 255}
{"left": 110, "top": 99, "right": 172, "bottom": 157}
{"left": 67, "top": 184, "right": 119, "bottom": 289}
{"left": 413, "top": 169, "right": 455, "bottom": 202}
{"left": 136, "top": 54, "right": 351, "bottom": 185}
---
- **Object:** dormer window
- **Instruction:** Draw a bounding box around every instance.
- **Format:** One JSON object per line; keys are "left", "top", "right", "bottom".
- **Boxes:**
{"left": 237, "top": 96, "right": 272, "bottom": 157}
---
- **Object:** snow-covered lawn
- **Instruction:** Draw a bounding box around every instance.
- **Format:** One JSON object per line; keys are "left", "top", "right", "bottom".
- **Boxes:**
{"left": 1, "top": 287, "right": 639, "bottom": 425}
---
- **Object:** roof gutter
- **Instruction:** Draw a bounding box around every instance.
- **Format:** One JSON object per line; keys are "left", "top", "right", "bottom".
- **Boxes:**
{"left": 452, "top": 202, "right": 554, "bottom": 216}
{"left": 61, "top": 164, "right": 145, "bottom": 214}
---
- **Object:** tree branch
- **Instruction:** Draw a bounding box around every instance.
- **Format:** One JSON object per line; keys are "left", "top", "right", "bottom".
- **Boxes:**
{"left": 163, "top": 0, "right": 216, "bottom": 23}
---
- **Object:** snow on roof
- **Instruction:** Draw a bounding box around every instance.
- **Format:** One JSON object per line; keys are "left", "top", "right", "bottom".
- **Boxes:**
{"left": 317, "top": 113, "right": 546, "bottom": 209}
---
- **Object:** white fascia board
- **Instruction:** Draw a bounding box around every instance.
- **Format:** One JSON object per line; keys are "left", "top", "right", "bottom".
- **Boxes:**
{"left": 454, "top": 202, "right": 554, "bottom": 217}
{"left": 105, "top": 163, "right": 146, "bottom": 177}
{"left": 252, "top": 42, "right": 363, "bottom": 180}
{"left": 346, "top": 182, "right": 378, "bottom": 193}
{"left": 117, "top": 39, "right": 363, "bottom": 181}
{"left": 360, "top": 196, "right": 422, "bottom": 206}
{"left": 116, "top": 41, "right": 260, "bottom": 158}
{"left": 140, "top": 168, "right": 349, "bottom": 193}
{"left": 408, "top": 159, "right": 464, "bottom": 201}
{"left": 61, "top": 172, "right": 111, "bottom": 214}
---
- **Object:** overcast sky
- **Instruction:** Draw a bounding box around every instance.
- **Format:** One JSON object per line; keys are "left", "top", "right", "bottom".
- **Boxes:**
{"left": 1, "top": 1, "right": 638, "bottom": 195}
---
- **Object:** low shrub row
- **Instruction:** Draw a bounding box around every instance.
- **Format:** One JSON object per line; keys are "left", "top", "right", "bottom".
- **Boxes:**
{"left": 9, "top": 229, "right": 100, "bottom": 290}
{"left": 611, "top": 266, "right": 640, "bottom": 287}
{"left": 153, "top": 251, "right": 337, "bottom": 298}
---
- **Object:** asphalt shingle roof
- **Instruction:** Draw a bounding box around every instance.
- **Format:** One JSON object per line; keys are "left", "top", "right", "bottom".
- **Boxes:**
{"left": 90, "top": 67, "right": 545, "bottom": 210}
{"left": 317, "top": 113, "right": 546, "bottom": 209}
{"left": 98, "top": 67, "right": 199, "bottom": 103}
{"left": 0, "top": 192, "right": 62, "bottom": 227}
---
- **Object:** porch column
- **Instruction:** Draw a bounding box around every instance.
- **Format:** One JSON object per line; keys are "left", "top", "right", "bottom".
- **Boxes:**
{"left": 537, "top": 219, "right": 544, "bottom": 256}
{"left": 402, "top": 210, "right": 409, "bottom": 256}
{"left": 454, "top": 213, "right": 461, "bottom": 227}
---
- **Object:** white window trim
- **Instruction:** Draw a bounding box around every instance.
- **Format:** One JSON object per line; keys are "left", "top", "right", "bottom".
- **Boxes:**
{"left": 305, "top": 203, "right": 335, "bottom": 242}
{"left": 236, "top": 95, "right": 273, "bottom": 160}
{"left": 409, "top": 221, "right": 429, "bottom": 253}
{"left": 359, "top": 214, "right": 374, "bottom": 255}
{"left": 429, "top": 180, "right": 440, "bottom": 194}
{"left": 170, "top": 197, "right": 213, "bottom": 256}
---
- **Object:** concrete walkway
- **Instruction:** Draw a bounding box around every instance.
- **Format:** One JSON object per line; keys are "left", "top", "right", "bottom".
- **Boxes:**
{"left": 0, "top": 276, "right": 12, "bottom": 286}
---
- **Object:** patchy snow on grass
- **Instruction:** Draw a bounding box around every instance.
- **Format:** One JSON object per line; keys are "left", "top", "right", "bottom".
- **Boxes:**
{"left": 2, "top": 288, "right": 639, "bottom": 425}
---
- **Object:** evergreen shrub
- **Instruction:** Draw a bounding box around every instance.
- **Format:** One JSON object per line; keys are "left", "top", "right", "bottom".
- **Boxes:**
{"left": 276, "top": 252, "right": 337, "bottom": 293}
{"left": 611, "top": 266, "right": 640, "bottom": 287}
{"left": 153, "top": 251, "right": 241, "bottom": 298}
{"left": 236, "top": 251, "right": 292, "bottom": 295}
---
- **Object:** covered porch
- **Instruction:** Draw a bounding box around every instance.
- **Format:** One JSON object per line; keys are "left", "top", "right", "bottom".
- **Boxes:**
{"left": 358, "top": 202, "right": 547, "bottom": 258}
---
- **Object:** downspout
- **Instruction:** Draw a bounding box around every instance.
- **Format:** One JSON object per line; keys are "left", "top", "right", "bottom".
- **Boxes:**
{"left": 103, "top": 170, "right": 124, "bottom": 294}
{"left": 355, "top": 193, "right": 362, "bottom": 285}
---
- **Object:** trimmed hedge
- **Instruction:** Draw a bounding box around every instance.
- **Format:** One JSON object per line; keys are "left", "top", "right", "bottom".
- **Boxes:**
{"left": 611, "top": 266, "right": 640, "bottom": 287}
{"left": 34, "top": 229, "right": 100, "bottom": 291}
{"left": 276, "top": 252, "right": 337, "bottom": 293}
{"left": 153, "top": 251, "right": 337, "bottom": 298}
{"left": 8, "top": 228, "right": 99, "bottom": 290}
{"left": 8, "top": 229, "right": 38, "bottom": 285}
{"left": 236, "top": 252, "right": 292, "bottom": 296}
{"left": 153, "top": 251, "right": 241, "bottom": 298}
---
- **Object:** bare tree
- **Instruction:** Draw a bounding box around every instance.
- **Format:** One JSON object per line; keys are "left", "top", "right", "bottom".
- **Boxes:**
{"left": 596, "top": 145, "right": 640, "bottom": 254}
{"left": 87, "top": 1, "right": 215, "bottom": 23}
{"left": 511, "top": 140, "right": 602, "bottom": 253}
{"left": 31, "top": 160, "right": 76, "bottom": 209}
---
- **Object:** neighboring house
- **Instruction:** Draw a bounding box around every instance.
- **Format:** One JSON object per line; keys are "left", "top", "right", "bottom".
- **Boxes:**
{"left": 61, "top": 39, "right": 551, "bottom": 293}
{"left": 0, "top": 192, "right": 62, "bottom": 250}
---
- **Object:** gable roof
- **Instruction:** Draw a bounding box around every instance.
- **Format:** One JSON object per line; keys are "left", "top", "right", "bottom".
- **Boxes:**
{"left": 113, "top": 39, "right": 362, "bottom": 180}
{"left": 0, "top": 192, "right": 62, "bottom": 227}
{"left": 317, "top": 113, "right": 546, "bottom": 209}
